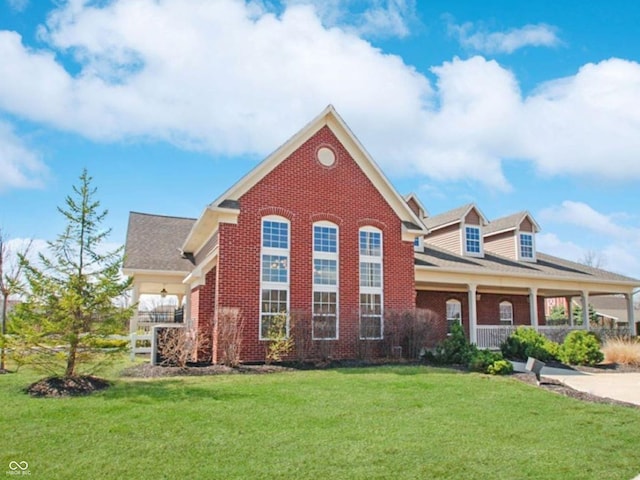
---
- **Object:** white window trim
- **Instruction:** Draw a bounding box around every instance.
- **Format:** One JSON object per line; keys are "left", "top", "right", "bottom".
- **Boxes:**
{"left": 359, "top": 226, "right": 383, "bottom": 340}
{"left": 499, "top": 301, "right": 514, "bottom": 326}
{"left": 312, "top": 222, "right": 339, "bottom": 340}
{"left": 446, "top": 298, "right": 462, "bottom": 335}
{"left": 413, "top": 236, "right": 423, "bottom": 252}
{"left": 259, "top": 216, "right": 290, "bottom": 341}
{"left": 518, "top": 232, "right": 536, "bottom": 262}
{"left": 462, "top": 224, "right": 483, "bottom": 257}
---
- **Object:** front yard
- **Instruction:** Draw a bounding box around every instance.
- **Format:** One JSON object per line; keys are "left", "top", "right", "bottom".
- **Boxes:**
{"left": 1, "top": 364, "right": 639, "bottom": 479}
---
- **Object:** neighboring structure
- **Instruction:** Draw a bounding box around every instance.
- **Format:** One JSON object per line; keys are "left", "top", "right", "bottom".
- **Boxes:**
{"left": 123, "top": 106, "right": 640, "bottom": 363}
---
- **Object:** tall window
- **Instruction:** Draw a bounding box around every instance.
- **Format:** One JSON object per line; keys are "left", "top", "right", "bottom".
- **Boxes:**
{"left": 312, "top": 223, "right": 338, "bottom": 339}
{"left": 464, "top": 225, "right": 482, "bottom": 256}
{"left": 446, "top": 299, "right": 462, "bottom": 334}
{"left": 359, "top": 227, "right": 383, "bottom": 339}
{"left": 499, "top": 301, "right": 514, "bottom": 326}
{"left": 519, "top": 233, "right": 535, "bottom": 261}
{"left": 260, "top": 217, "right": 289, "bottom": 340}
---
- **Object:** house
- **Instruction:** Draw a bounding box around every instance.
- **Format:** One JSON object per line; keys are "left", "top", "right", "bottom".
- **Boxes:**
{"left": 123, "top": 106, "right": 639, "bottom": 363}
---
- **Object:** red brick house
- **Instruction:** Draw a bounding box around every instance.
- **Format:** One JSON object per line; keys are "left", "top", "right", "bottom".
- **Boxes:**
{"left": 124, "top": 106, "right": 639, "bottom": 363}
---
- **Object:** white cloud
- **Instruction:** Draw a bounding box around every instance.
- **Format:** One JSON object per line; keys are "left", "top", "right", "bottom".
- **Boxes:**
{"left": 6, "top": 0, "right": 29, "bottom": 12}
{"left": 538, "top": 202, "right": 640, "bottom": 279}
{"left": 0, "top": 121, "right": 47, "bottom": 192}
{"left": 0, "top": 1, "right": 639, "bottom": 192}
{"left": 449, "top": 21, "right": 560, "bottom": 54}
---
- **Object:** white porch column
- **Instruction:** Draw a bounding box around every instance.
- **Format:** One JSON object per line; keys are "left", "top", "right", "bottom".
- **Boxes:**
{"left": 467, "top": 284, "right": 478, "bottom": 344}
{"left": 566, "top": 296, "right": 574, "bottom": 326}
{"left": 529, "top": 288, "right": 539, "bottom": 330}
{"left": 130, "top": 283, "right": 140, "bottom": 334}
{"left": 581, "top": 291, "right": 590, "bottom": 330}
{"left": 625, "top": 293, "right": 636, "bottom": 336}
{"left": 183, "top": 283, "right": 192, "bottom": 329}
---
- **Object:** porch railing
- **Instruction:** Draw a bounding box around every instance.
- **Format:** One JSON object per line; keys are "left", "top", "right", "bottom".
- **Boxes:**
{"left": 476, "top": 324, "right": 631, "bottom": 350}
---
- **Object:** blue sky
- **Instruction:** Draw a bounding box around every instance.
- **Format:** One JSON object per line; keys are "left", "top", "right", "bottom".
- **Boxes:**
{"left": 1, "top": 0, "right": 639, "bottom": 281}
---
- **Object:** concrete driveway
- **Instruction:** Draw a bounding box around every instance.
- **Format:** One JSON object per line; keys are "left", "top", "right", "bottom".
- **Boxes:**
{"left": 512, "top": 361, "right": 640, "bottom": 406}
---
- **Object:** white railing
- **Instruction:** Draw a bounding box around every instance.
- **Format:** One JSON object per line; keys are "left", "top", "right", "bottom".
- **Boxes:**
{"left": 476, "top": 324, "right": 630, "bottom": 350}
{"left": 476, "top": 325, "right": 517, "bottom": 350}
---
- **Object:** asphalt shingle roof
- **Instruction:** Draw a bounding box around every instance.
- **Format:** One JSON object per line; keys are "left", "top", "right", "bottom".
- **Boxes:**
{"left": 415, "top": 243, "right": 638, "bottom": 283}
{"left": 484, "top": 211, "right": 530, "bottom": 236}
{"left": 124, "top": 212, "right": 196, "bottom": 272}
{"left": 423, "top": 204, "right": 473, "bottom": 230}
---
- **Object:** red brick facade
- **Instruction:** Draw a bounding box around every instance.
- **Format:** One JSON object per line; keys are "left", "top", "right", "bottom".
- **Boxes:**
{"left": 195, "top": 126, "right": 416, "bottom": 363}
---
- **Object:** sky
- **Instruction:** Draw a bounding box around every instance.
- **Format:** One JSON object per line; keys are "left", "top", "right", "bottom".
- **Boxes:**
{"left": 0, "top": 0, "right": 639, "bottom": 284}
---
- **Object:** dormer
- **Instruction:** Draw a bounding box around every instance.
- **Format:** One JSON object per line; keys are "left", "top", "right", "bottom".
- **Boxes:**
{"left": 423, "top": 204, "right": 488, "bottom": 257}
{"left": 404, "top": 193, "right": 429, "bottom": 251}
{"left": 484, "top": 211, "right": 541, "bottom": 262}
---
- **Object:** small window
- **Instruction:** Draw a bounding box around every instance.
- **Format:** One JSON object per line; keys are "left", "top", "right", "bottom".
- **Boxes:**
{"left": 313, "top": 259, "right": 337, "bottom": 285}
{"left": 359, "top": 230, "right": 381, "bottom": 257}
{"left": 359, "top": 262, "right": 381, "bottom": 288}
{"left": 499, "top": 301, "right": 514, "bottom": 326}
{"left": 446, "top": 299, "right": 462, "bottom": 334}
{"left": 519, "top": 233, "right": 534, "bottom": 261}
{"left": 465, "top": 226, "right": 482, "bottom": 255}
{"left": 314, "top": 225, "right": 337, "bottom": 253}
{"left": 262, "top": 220, "right": 289, "bottom": 249}
{"left": 413, "top": 236, "right": 423, "bottom": 251}
{"left": 260, "top": 289, "right": 288, "bottom": 339}
{"left": 313, "top": 291, "right": 337, "bottom": 339}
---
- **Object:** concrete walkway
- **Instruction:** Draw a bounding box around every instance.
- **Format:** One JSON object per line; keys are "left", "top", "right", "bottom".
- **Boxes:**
{"left": 511, "top": 361, "right": 640, "bottom": 406}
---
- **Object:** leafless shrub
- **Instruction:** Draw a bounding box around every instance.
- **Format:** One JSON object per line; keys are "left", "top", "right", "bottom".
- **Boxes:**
{"left": 217, "top": 307, "right": 244, "bottom": 367}
{"left": 156, "top": 326, "right": 195, "bottom": 367}
{"left": 383, "top": 309, "right": 439, "bottom": 360}
{"left": 290, "top": 310, "right": 313, "bottom": 363}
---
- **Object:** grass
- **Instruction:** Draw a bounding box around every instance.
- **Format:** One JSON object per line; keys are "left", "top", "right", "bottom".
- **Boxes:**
{"left": 603, "top": 337, "right": 640, "bottom": 366}
{"left": 1, "top": 364, "right": 639, "bottom": 480}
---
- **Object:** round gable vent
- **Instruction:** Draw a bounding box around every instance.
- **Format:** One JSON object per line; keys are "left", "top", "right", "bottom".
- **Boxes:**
{"left": 317, "top": 147, "right": 336, "bottom": 167}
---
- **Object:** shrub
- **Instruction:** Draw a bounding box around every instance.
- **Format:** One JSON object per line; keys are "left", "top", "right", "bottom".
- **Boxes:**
{"left": 487, "top": 360, "right": 514, "bottom": 375}
{"left": 559, "top": 330, "right": 604, "bottom": 366}
{"left": 265, "top": 313, "right": 294, "bottom": 364}
{"left": 602, "top": 337, "right": 640, "bottom": 366}
{"left": 431, "top": 322, "right": 476, "bottom": 365}
{"left": 468, "top": 349, "right": 513, "bottom": 375}
{"left": 500, "top": 327, "right": 559, "bottom": 362}
{"left": 87, "top": 338, "right": 129, "bottom": 349}
{"left": 383, "top": 309, "right": 439, "bottom": 360}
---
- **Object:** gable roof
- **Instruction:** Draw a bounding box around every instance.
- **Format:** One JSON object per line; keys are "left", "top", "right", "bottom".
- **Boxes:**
{"left": 124, "top": 212, "right": 196, "bottom": 273}
{"left": 484, "top": 211, "right": 541, "bottom": 236}
{"left": 182, "top": 105, "right": 427, "bottom": 252}
{"left": 404, "top": 193, "right": 429, "bottom": 220}
{"left": 423, "top": 203, "right": 487, "bottom": 231}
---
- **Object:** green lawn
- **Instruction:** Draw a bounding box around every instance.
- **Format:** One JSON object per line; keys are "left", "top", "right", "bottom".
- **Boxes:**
{"left": 1, "top": 365, "right": 639, "bottom": 480}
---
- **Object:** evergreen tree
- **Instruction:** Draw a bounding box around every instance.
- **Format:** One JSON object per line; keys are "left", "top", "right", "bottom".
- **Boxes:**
{"left": 9, "top": 170, "right": 133, "bottom": 378}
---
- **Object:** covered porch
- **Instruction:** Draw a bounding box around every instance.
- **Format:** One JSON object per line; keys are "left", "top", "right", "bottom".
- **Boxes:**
{"left": 415, "top": 269, "right": 637, "bottom": 350}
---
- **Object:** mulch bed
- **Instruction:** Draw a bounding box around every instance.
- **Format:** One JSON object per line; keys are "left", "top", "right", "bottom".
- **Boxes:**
{"left": 25, "top": 375, "right": 112, "bottom": 397}
{"left": 120, "top": 363, "right": 293, "bottom": 378}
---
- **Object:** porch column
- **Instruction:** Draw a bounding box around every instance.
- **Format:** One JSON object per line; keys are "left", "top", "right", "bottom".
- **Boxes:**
{"left": 581, "top": 291, "right": 590, "bottom": 330}
{"left": 467, "top": 284, "right": 478, "bottom": 344}
{"left": 529, "top": 288, "right": 539, "bottom": 330}
{"left": 130, "top": 283, "right": 140, "bottom": 334}
{"left": 566, "top": 296, "right": 574, "bottom": 326}
{"left": 183, "top": 283, "right": 192, "bottom": 329}
{"left": 625, "top": 292, "right": 636, "bottom": 336}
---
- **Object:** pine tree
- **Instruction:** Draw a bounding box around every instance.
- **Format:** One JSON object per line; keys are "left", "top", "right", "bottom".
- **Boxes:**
{"left": 9, "top": 169, "right": 133, "bottom": 378}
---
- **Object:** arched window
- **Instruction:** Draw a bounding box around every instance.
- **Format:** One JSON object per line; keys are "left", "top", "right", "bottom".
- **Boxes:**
{"left": 312, "top": 222, "right": 338, "bottom": 339}
{"left": 499, "top": 301, "right": 514, "bottom": 326}
{"left": 359, "top": 226, "right": 383, "bottom": 339}
{"left": 260, "top": 216, "right": 289, "bottom": 340}
{"left": 446, "top": 299, "right": 462, "bottom": 334}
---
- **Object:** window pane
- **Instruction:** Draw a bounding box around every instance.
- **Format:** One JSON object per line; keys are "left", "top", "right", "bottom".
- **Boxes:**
{"left": 263, "top": 220, "right": 288, "bottom": 249}
{"left": 359, "top": 262, "right": 381, "bottom": 287}
{"left": 262, "top": 255, "right": 288, "bottom": 282}
{"left": 314, "top": 225, "right": 337, "bottom": 253}
{"left": 359, "top": 316, "right": 382, "bottom": 339}
{"left": 520, "top": 234, "right": 533, "bottom": 259}
{"left": 359, "top": 230, "right": 381, "bottom": 257}
{"left": 465, "top": 226, "right": 481, "bottom": 254}
{"left": 313, "top": 259, "right": 337, "bottom": 285}
{"left": 260, "top": 289, "right": 287, "bottom": 339}
{"left": 360, "top": 293, "right": 381, "bottom": 315}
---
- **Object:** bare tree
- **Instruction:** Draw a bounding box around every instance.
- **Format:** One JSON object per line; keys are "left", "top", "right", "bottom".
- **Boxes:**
{"left": 579, "top": 250, "right": 607, "bottom": 269}
{"left": 0, "top": 231, "right": 32, "bottom": 372}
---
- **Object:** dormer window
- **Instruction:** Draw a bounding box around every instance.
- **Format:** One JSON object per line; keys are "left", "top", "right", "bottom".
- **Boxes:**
{"left": 464, "top": 226, "right": 482, "bottom": 256}
{"left": 519, "top": 232, "right": 535, "bottom": 261}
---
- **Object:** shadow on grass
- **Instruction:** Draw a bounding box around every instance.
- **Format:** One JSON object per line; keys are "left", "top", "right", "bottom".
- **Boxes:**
{"left": 102, "top": 379, "right": 250, "bottom": 403}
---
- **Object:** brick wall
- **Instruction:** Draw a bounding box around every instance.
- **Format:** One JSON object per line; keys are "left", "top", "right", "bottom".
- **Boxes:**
{"left": 201, "top": 125, "right": 416, "bottom": 363}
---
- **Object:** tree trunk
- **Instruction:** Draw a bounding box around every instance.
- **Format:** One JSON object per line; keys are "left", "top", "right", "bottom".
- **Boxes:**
{"left": 66, "top": 336, "right": 78, "bottom": 377}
